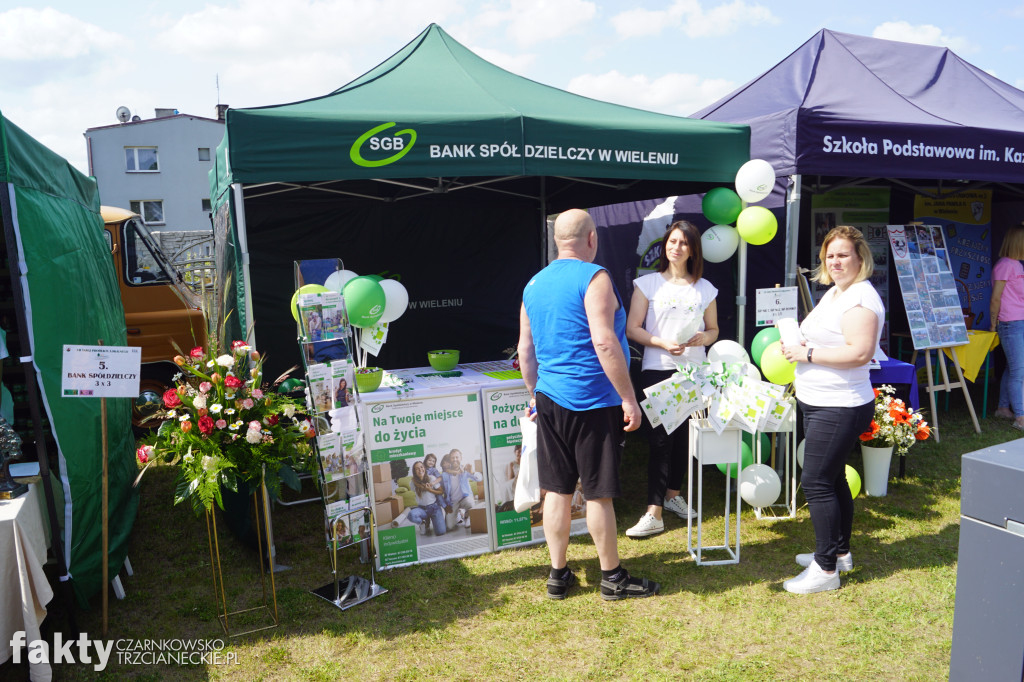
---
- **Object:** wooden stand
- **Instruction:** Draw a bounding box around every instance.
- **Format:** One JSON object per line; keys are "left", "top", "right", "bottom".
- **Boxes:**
{"left": 913, "top": 346, "right": 981, "bottom": 443}
{"left": 205, "top": 480, "right": 279, "bottom": 637}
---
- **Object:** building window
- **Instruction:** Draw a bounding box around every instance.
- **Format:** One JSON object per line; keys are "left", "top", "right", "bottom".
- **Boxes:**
{"left": 125, "top": 147, "right": 159, "bottom": 172}
{"left": 130, "top": 200, "right": 165, "bottom": 225}
{"left": 198, "top": 147, "right": 211, "bottom": 161}
{"left": 201, "top": 198, "right": 212, "bottom": 212}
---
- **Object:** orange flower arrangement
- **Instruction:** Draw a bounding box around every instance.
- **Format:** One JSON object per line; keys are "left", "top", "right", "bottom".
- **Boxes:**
{"left": 859, "top": 385, "right": 930, "bottom": 456}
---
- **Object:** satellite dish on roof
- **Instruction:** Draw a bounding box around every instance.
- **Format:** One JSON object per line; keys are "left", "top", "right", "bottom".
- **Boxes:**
{"left": 116, "top": 106, "right": 131, "bottom": 123}
{"left": 131, "top": 115, "right": 141, "bottom": 122}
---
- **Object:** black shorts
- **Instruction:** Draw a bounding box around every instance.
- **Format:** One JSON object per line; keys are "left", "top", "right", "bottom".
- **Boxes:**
{"left": 535, "top": 392, "right": 623, "bottom": 500}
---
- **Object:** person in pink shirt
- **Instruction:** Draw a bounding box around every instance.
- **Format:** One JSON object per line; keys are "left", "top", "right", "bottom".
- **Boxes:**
{"left": 990, "top": 225, "right": 1024, "bottom": 430}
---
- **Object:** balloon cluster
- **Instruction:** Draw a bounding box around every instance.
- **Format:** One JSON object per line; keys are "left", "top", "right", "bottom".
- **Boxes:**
{"left": 748, "top": 326, "right": 796, "bottom": 386}
{"left": 700, "top": 159, "right": 778, "bottom": 263}
{"left": 290, "top": 270, "right": 409, "bottom": 329}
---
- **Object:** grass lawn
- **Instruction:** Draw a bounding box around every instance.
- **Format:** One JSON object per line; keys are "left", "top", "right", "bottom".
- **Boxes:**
{"left": 26, "top": 383, "right": 1024, "bottom": 680}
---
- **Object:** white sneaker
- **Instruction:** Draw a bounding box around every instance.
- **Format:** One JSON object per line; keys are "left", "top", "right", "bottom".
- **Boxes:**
{"left": 783, "top": 560, "right": 841, "bottom": 594}
{"left": 418, "top": 522, "right": 428, "bottom": 536}
{"left": 625, "top": 513, "right": 664, "bottom": 538}
{"left": 663, "top": 495, "right": 698, "bottom": 520}
{"left": 796, "top": 552, "right": 853, "bottom": 572}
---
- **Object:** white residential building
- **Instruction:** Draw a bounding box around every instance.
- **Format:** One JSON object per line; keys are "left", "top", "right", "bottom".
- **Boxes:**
{"left": 85, "top": 106, "right": 227, "bottom": 234}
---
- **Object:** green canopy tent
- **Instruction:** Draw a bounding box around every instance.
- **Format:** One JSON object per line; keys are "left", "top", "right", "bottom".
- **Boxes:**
{"left": 210, "top": 24, "right": 750, "bottom": 371}
{"left": 0, "top": 111, "right": 136, "bottom": 606}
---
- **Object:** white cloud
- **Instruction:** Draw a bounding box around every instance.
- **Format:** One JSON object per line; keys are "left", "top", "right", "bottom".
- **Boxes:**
{"left": 156, "top": 0, "right": 465, "bottom": 59}
{"left": 611, "top": 0, "right": 777, "bottom": 40}
{"left": 0, "top": 7, "right": 123, "bottom": 60}
{"left": 459, "top": 0, "right": 596, "bottom": 47}
{"left": 871, "top": 21, "right": 973, "bottom": 53}
{"left": 566, "top": 69, "right": 735, "bottom": 116}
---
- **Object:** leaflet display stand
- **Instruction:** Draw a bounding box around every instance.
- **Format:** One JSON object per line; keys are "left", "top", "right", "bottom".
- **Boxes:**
{"left": 687, "top": 419, "right": 743, "bottom": 566}
{"left": 293, "top": 259, "right": 386, "bottom": 611}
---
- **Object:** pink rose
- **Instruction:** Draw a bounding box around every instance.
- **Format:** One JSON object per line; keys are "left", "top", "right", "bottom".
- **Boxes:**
{"left": 225, "top": 375, "right": 243, "bottom": 389}
{"left": 190, "top": 346, "right": 204, "bottom": 358}
{"left": 249, "top": 420, "right": 261, "bottom": 430}
{"left": 199, "top": 381, "right": 212, "bottom": 393}
{"left": 252, "top": 389, "right": 264, "bottom": 399}
{"left": 136, "top": 445, "right": 153, "bottom": 464}
{"left": 242, "top": 398, "right": 255, "bottom": 409}
{"left": 163, "top": 389, "right": 182, "bottom": 408}
{"left": 215, "top": 419, "right": 227, "bottom": 429}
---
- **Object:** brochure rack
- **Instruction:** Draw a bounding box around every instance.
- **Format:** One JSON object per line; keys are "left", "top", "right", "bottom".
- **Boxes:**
{"left": 294, "top": 259, "right": 386, "bottom": 610}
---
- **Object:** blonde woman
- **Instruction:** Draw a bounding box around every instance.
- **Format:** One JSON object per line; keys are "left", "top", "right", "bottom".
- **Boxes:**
{"left": 781, "top": 226, "right": 883, "bottom": 594}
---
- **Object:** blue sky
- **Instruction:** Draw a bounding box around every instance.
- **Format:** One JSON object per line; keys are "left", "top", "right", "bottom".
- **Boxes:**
{"left": 2, "top": 0, "right": 1023, "bottom": 173}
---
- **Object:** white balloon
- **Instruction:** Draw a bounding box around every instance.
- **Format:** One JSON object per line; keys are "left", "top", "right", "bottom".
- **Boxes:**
{"left": 734, "top": 159, "right": 776, "bottom": 203}
{"left": 378, "top": 278, "right": 409, "bottom": 323}
{"left": 324, "top": 269, "right": 359, "bottom": 293}
{"left": 797, "top": 439, "right": 806, "bottom": 468}
{"left": 742, "top": 362, "right": 762, "bottom": 381}
{"left": 701, "top": 224, "right": 740, "bottom": 263}
{"left": 708, "top": 340, "right": 750, "bottom": 365}
{"left": 739, "top": 463, "right": 782, "bottom": 508}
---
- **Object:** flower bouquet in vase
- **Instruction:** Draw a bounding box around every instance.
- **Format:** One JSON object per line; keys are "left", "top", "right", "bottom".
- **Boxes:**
{"left": 137, "top": 336, "right": 315, "bottom": 635}
{"left": 857, "top": 385, "right": 931, "bottom": 496}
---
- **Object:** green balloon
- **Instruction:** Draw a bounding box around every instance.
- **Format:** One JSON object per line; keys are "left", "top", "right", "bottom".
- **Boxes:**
{"left": 761, "top": 341, "right": 795, "bottom": 385}
{"left": 717, "top": 445, "right": 754, "bottom": 479}
{"left": 751, "top": 327, "right": 782, "bottom": 367}
{"left": 278, "top": 378, "right": 304, "bottom": 393}
{"left": 702, "top": 187, "right": 743, "bottom": 225}
{"left": 846, "top": 465, "right": 862, "bottom": 498}
{"left": 343, "top": 276, "right": 386, "bottom": 328}
{"left": 742, "top": 431, "right": 773, "bottom": 463}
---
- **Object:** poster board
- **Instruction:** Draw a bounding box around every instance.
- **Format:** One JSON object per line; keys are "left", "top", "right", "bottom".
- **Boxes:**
{"left": 481, "top": 384, "right": 589, "bottom": 550}
{"left": 886, "top": 224, "right": 969, "bottom": 349}
{"left": 913, "top": 189, "right": 992, "bottom": 330}
{"left": 363, "top": 391, "right": 492, "bottom": 569}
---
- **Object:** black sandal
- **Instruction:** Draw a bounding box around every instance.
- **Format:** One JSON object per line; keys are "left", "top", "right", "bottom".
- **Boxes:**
{"left": 546, "top": 569, "right": 578, "bottom": 600}
{"left": 600, "top": 570, "right": 660, "bottom": 601}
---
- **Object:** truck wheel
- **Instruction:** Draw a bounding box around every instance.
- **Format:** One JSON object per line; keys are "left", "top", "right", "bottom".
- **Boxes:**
{"left": 133, "top": 364, "right": 177, "bottom": 437}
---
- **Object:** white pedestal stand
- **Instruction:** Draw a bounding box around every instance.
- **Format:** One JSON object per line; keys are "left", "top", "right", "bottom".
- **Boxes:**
{"left": 687, "top": 419, "right": 742, "bottom": 566}
{"left": 753, "top": 410, "right": 799, "bottom": 521}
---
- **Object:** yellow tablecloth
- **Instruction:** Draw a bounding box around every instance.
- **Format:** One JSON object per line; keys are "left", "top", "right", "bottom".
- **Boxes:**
{"left": 943, "top": 330, "right": 1000, "bottom": 383}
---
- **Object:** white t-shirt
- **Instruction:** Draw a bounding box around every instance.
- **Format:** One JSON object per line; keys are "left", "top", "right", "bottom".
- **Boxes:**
{"left": 633, "top": 273, "right": 718, "bottom": 371}
{"left": 795, "top": 280, "right": 884, "bottom": 407}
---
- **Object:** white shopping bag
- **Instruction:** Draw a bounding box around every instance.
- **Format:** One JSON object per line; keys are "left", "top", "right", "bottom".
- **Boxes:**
{"left": 513, "top": 417, "right": 541, "bottom": 513}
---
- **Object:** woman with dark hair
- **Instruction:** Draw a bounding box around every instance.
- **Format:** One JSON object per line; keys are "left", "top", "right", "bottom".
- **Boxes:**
{"left": 407, "top": 460, "right": 447, "bottom": 536}
{"left": 781, "top": 225, "right": 883, "bottom": 593}
{"left": 991, "top": 225, "right": 1024, "bottom": 431}
{"left": 624, "top": 220, "right": 719, "bottom": 538}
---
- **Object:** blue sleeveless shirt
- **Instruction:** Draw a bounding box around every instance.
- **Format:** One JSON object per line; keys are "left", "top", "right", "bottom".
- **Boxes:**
{"left": 522, "top": 259, "right": 628, "bottom": 411}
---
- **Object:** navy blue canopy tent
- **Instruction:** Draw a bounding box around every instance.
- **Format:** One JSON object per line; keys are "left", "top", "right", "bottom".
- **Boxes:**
{"left": 593, "top": 29, "right": 1024, "bottom": 346}
{"left": 692, "top": 28, "right": 1024, "bottom": 289}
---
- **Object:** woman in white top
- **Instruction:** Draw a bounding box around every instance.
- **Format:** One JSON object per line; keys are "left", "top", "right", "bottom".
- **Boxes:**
{"left": 624, "top": 220, "right": 719, "bottom": 538}
{"left": 781, "top": 226, "right": 884, "bottom": 594}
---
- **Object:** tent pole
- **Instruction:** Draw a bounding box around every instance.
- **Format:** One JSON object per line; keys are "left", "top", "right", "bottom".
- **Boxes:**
{"left": 737, "top": 239, "right": 748, "bottom": 346}
{"left": 232, "top": 183, "right": 257, "bottom": 349}
{"left": 540, "top": 178, "right": 547, "bottom": 266}
{"left": 784, "top": 175, "right": 802, "bottom": 287}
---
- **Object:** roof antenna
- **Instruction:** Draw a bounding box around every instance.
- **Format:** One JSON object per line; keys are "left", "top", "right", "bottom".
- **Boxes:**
{"left": 216, "top": 73, "right": 220, "bottom": 105}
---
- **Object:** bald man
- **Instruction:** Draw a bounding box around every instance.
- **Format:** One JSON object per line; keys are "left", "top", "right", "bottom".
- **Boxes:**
{"left": 518, "top": 208, "right": 660, "bottom": 601}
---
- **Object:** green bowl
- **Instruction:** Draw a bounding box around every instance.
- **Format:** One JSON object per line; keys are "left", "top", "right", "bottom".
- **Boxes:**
{"left": 355, "top": 367, "right": 383, "bottom": 393}
{"left": 427, "top": 349, "right": 459, "bottom": 371}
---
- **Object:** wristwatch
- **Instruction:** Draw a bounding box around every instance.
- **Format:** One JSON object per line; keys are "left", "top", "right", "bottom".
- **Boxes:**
{"left": 807, "top": 348, "right": 814, "bottom": 364}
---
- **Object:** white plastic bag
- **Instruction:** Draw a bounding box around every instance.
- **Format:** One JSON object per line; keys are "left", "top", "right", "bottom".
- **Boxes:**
{"left": 513, "top": 417, "right": 541, "bottom": 513}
